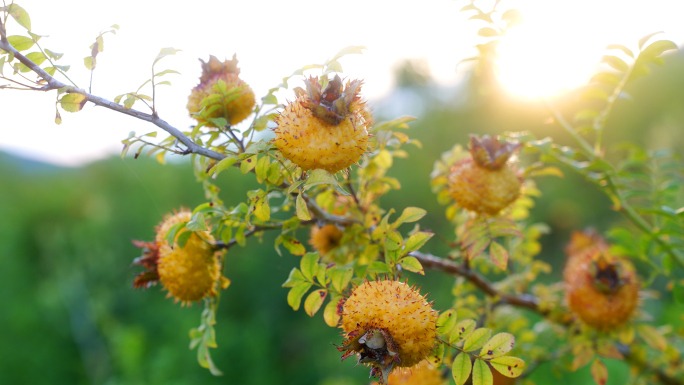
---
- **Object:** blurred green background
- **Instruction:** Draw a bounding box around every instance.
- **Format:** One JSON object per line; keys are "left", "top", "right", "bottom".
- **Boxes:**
{"left": 1, "top": 49, "right": 683, "bottom": 385}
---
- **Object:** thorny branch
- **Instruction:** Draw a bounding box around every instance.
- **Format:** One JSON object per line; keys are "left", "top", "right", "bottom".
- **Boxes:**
{"left": 544, "top": 100, "right": 684, "bottom": 271}
{"left": 410, "top": 251, "right": 541, "bottom": 312}
{"left": 0, "top": 34, "right": 359, "bottom": 228}
{"left": 0, "top": 35, "right": 227, "bottom": 161}
{"left": 411, "top": 251, "right": 682, "bottom": 385}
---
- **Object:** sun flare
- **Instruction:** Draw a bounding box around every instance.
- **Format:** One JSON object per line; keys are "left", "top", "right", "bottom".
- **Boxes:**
{"left": 496, "top": 26, "right": 601, "bottom": 98}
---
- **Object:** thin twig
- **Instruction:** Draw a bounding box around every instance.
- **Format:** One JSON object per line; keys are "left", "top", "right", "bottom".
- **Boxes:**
{"left": 0, "top": 38, "right": 227, "bottom": 161}
{"left": 225, "top": 123, "right": 245, "bottom": 153}
{"left": 409, "top": 251, "right": 541, "bottom": 312}
{"left": 213, "top": 222, "right": 314, "bottom": 250}
{"left": 542, "top": 99, "right": 595, "bottom": 158}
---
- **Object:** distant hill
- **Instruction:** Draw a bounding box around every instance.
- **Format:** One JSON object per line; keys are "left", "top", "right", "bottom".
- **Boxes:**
{"left": 0, "top": 150, "right": 65, "bottom": 174}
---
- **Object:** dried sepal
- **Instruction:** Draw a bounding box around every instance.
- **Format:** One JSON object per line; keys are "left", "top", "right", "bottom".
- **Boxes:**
{"left": 469, "top": 134, "right": 521, "bottom": 170}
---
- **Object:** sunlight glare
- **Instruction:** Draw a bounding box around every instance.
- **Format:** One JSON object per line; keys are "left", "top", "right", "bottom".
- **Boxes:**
{"left": 495, "top": 0, "right": 684, "bottom": 98}
{"left": 497, "top": 26, "right": 601, "bottom": 98}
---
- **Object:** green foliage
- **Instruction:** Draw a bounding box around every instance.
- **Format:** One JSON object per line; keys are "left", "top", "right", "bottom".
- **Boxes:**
{"left": 3, "top": 2, "right": 684, "bottom": 384}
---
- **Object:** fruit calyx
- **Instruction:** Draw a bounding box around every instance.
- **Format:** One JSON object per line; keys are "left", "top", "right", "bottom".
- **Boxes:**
{"left": 336, "top": 327, "right": 400, "bottom": 384}
{"left": 590, "top": 255, "right": 627, "bottom": 295}
{"left": 131, "top": 240, "right": 161, "bottom": 289}
{"left": 198, "top": 54, "right": 240, "bottom": 84}
{"left": 297, "top": 75, "right": 364, "bottom": 126}
{"left": 469, "top": 134, "right": 521, "bottom": 170}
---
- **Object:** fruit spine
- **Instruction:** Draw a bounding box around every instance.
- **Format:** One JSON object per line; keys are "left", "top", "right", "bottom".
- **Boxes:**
{"left": 564, "top": 230, "right": 640, "bottom": 331}
{"left": 336, "top": 280, "right": 437, "bottom": 384}
{"left": 448, "top": 135, "right": 522, "bottom": 215}
{"left": 132, "top": 209, "right": 227, "bottom": 305}
{"left": 274, "top": 75, "right": 370, "bottom": 173}
{"left": 187, "top": 54, "right": 255, "bottom": 127}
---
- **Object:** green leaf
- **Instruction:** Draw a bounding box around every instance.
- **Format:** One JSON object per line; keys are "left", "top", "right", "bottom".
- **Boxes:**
{"left": 590, "top": 358, "right": 608, "bottom": 385}
{"left": 262, "top": 94, "right": 277, "bottom": 104}
{"left": 638, "top": 31, "right": 663, "bottom": 50}
{"left": 464, "top": 328, "right": 492, "bottom": 352}
{"left": 452, "top": 352, "right": 473, "bottom": 385}
{"left": 329, "top": 45, "right": 366, "bottom": 63}
{"left": 281, "top": 234, "right": 305, "bottom": 256}
{"left": 331, "top": 267, "right": 353, "bottom": 293}
{"left": 325, "top": 60, "right": 343, "bottom": 74}
{"left": 7, "top": 35, "right": 34, "bottom": 51}
{"left": 527, "top": 166, "right": 564, "bottom": 178}
{"left": 282, "top": 268, "right": 305, "bottom": 288}
{"left": 404, "top": 231, "right": 433, "bottom": 253}
{"left": 385, "top": 230, "right": 403, "bottom": 251}
{"left": 124, "top": 95, "right": 135, "bottom": 109}
{"left": 287, "top": 282, "right": 312, "bottom": 311}
{"left": 590, "top": 72, "right": 620, "bottom": 87}
{"left": 501, "top": 9, "right": 523, "bottom": 28}
{"left": 479, "top": 333, "right": 515, "bottom": 359}
{"left": 580, "top": 87, "right": 609, "bottom": 101}
{"left": 602, "top": 55, "right": 628, "bottom": 71}
{"left": 253, "top": 194, "right": 270, "bottom": 221}
{"left": 235, "top": 224, "right": 246, "bottom": 247}
{"left": 450, "top": 319, "right": 476, "bottom": 344}
{"left": 392, "top": 207, "right": 427, "bottom": 228}
{"left": 304, "top": 169, "right": 350, "bottom": 196}
{"left": 489, "top": 241, "right": 508, "bottom": 270}
{"left": 213, "top": 155, "right": 238, "bottom": 175}
{"left": 304, "top": 290, "right": 327, "bottom": 316}
{"left": 574, "top": 109, "right": 600, "bottom": 122}
{"left": 26, "top": 52, "right": 46, "bottom": 67}
{"left": 366, "top": 261, "right": 392, "bottom": 274}
{"left": 472, "top": 358, "right": 493, "bottom": 385}
{"left": 286, "top": 180, "right": 305, "bottom": 195}
{"left": 397, "top": 256, "right": 424, "bottom": 275}
{"left": 430, "top": 342, "right": 445, "bottom": 367}
{"left": 300, "top": 252, "right": 320, "bottom": 281}
{"left": 208, "top": 117, "right": 228, "bottom": 128}
{"left": 436, "top": 309, "right": 458, "bottom": 335}
{"left": 478, "top": 27, "right": 499, "bottom": 37}
{"left": 374, "top": 149, "right": 393, "bottom": 168}
{"left": 490, "top": 356, "right": 525, "bottom": 378}
{"left": 156, "top": 80, "right": 172, "bottom": 86}
{"left": 154, "top": 47, "right": 182, "bottom": 66}
{"left": 296, "top": 193, "right": 311, "bottom": 220}
{"left": 637, "top": 324, "right": 667, "bottom": 351}
{"left": 59, "top": 93, "right": 88, "bottom": 112}
{"left": 154, "top": 69, "right": 181, "bottom": 77}
{"left": 323, "top": 296, "right": 341, "bottom": 327}
{"left": 240, "top": 155, "right": 257, "bottom": 174}
{"left": 8, "top": 4, "right": 31, "bottom": 31}
{"left": 176, "top": 230, "right": 192, "bottom": 249}
{"left": 186, "top": 212, "right": 208, "bottom": 231}
{"left": 466, "top": 237, "right": 490, "bottom": 260}
{"left": 640, "top": 40, "right": 678, "bottom": 60}
{"left": 673, "top": 281, "right": 684, "bottom": 304}
{"left": 255, "top": 155, "right": 270, "bottom": 182}
{"left": 84, "top": 56, "right": 95, "bottom": 70}
{"left": 606, "top": 44, "right": 634, "bottom": 58}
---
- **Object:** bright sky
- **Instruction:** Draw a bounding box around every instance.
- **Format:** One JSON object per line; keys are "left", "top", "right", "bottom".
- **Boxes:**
{"left": 1, "top": 0, "right": 682, "bottom": 166}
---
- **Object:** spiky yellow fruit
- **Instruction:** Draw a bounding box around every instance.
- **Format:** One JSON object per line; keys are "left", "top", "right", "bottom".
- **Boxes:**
{"left": 309, "top": 224, "right": 344, "bottom": 255}
{"left": 337, "top": 280, "right": 437, "bottom": 384}
{"left": 274, "top": 75, "right": 370, "bottom": 173}
{"left": 375, "top": 360, "right": 446, "bottom": 385}
{"left": 448, "top": 135, "right": 522, "bottom": 215}
{"left": 187, "top": 54, "right": 255, "bottom": 127}
{"left": 564, "top": 232, "right": 639, "bottom": 331}
{"left": 154, "top": 210, "right": 224, "bottom": 304}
